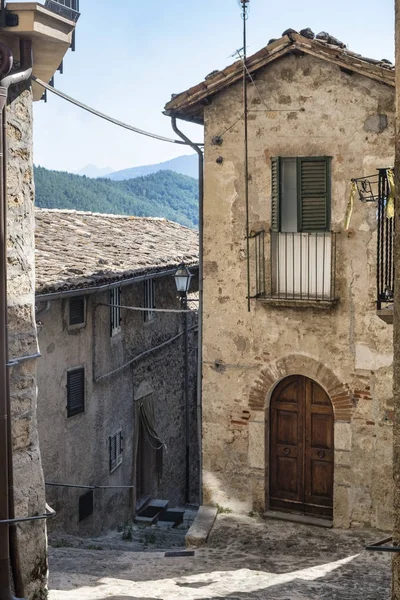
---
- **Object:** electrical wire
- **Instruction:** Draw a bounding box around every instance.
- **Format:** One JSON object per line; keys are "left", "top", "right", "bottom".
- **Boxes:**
{"left": 32, "top": 76, "right": 204, "bottom": 147}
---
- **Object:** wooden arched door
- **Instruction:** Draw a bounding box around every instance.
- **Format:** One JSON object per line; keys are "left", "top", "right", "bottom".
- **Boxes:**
{"left": 269, "top": 375, "right": 333, "bottom": 519}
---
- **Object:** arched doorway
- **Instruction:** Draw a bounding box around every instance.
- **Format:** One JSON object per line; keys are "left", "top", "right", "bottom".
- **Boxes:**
{"left": 269, "top": 375, "right": 334, "bottom": 519}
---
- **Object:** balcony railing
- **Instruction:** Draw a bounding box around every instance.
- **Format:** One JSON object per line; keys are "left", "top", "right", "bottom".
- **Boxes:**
{"left": 44, "top": 0, "right": 80, "bottom": 22}
{"left": 377, "top": 168, "right": 394, "bottom": 310}
{"left": 250, "top": 231, "right": 337, "bottom": 303}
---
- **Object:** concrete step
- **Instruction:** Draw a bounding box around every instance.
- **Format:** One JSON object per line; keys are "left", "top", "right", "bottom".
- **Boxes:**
{"left": 136, "top": 498, "right": 169, "bottom": 526}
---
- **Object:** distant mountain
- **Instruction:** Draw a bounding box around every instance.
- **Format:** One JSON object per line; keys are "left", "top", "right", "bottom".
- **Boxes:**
{"left": 34, "top": 166, "right": 198, "bottom": 229}
{"left": 108, "top": 154, "right": 198, "bottom": 181}
{"left": 75, "top": 164, "right": 115, "bottom": 178}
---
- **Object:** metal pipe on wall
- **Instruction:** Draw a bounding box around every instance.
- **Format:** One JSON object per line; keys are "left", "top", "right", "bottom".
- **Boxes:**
{"left": 0, "top": 37, "right": 33, "bottom": 600}
{"left": 171, "top": 117, "right": 203, "bottom": 505}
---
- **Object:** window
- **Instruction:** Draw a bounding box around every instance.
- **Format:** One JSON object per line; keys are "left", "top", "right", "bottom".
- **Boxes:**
{"left": 143, "top": 279, "right": 155, "bottom": 322}
{"left": 67, "top": 367, "right": 85, "bottom": 417}
{"left": 270, "top": 157, "right": 335, "bottom": 301}
{"left": 110, "top": 287, "right": 121, "bottom": 336}
{"left": 271, "top": 156, "right": 331, "bottom": 232}
{"left": 109, "top": 429, "right": 123, "bottom": 472}
{"left": 69, "top": 296, "right": 85, "bottom": 325}
{"left": 79, "top": 490, "right": 93, "bottom": 521}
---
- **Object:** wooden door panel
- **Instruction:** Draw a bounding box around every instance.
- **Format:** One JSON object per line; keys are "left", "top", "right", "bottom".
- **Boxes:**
{"left": 276, "top": 410, "right": 298, "bottom": 446}
{"left": 305, "top": 380, "right": 333, "bottom": 515}
{"left": 310, "top": 413, "right": 333, "bottom": 449}
{"left": 276, "top": 456, "right": 300, "bottom": 495}
{"left": 270, "top": 375, "right": 333, "bottom": 519}
{"left": 310, "top": 461, "right": 334, "bottom": 498}
{"left": 270, "top": 377, "right": 304, "bottom": 509}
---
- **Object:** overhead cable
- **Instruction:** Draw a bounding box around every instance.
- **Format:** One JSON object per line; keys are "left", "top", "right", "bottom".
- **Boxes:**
{"left": 32, "top": 76, "right": 203, "bottom": 147}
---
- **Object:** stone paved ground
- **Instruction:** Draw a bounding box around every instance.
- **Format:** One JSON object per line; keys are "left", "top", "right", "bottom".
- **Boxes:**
{"left": 48, "top": 513, "right": 391, "bottom": 599}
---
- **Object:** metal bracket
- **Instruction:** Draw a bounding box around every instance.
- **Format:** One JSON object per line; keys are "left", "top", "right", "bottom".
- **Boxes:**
{"left": 365, "top": 537, "right": 400, "bottom": 553}
{"left": 0, "top": 504, "right": 56, "bottom": 524}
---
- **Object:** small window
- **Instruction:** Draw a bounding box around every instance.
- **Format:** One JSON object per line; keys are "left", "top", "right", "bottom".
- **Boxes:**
{"left": 67, "top": 367, "right": 85, "bottom": 417}
{"left": 144, "top": 279, "right": 155, "bottom": 322}
{"left": 79, "top": 490, "right": 93, "bottom": 521}
{"left": 69, "top": 296, "right": 85, "bottom": 325}
{"left": 109, "top": 429, "right": 123, "bottom": 472}
{"left": 110, "top": 287, "right": 121, "bottom": 336}
{"left": 271, "top": 156, "right": 331, "bottom": 233}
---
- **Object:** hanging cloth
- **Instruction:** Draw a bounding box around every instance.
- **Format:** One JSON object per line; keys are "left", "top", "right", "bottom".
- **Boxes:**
{"left": 386, "top": 169, "right": 395, "bottom": 219}
{"left": 344, "top": 181, "right": 356, "bottom": 231}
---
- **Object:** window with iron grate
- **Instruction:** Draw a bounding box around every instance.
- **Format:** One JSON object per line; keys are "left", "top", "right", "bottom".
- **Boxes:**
{"left": 110, "top": 287, "right": 121, "bottom": 336}
{"left": 67, "top": 367, "right": 85, "bottom": 417}
{"left": 69, "top": 296, "right": 85, "bottom": 326}
{"left": 143, "top": 279, "right": 155, "bottom": 322}
{"left": 109, "top": 429, "right": 123, "bottom": 472}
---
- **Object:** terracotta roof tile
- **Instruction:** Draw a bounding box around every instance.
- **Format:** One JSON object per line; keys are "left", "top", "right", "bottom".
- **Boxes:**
{"left": 35, "top": 208, "right": 199, "bottom": 295}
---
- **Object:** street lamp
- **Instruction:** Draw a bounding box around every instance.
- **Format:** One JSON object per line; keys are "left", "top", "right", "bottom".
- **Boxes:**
{"left": 174, "top": 263, "right": 192, "bottom": 296}
{"left": 173, "top": 263, "right": 192, "bottom": 504}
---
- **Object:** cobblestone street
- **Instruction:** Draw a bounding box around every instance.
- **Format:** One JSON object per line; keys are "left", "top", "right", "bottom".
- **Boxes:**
{"left": 48, "top": 513, "right": 391, "bottom": 599}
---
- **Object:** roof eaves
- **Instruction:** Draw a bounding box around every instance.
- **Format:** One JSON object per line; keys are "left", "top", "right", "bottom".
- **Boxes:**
{"left": 164, "top": 33, "right": 394, "bottom": 123}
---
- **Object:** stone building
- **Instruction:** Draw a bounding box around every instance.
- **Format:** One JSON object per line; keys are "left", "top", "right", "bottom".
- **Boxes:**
{"left": 0, "top": 2, "right": 78, "bottom": 598}
{"left": 35, "top": 208, "right": 199, "bottom": 535}
{"left": 165, "top": 31, "right": 395, "bottom": 530}
{"left": 393, "top": 1, "right": 400, "bottom": 596}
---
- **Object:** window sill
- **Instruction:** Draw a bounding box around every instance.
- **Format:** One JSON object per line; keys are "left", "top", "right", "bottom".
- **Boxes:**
{"left": 259, "top": 297, "right": 339, "bottom": 310}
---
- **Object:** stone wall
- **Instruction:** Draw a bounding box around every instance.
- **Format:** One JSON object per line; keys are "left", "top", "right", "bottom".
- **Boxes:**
{"left": 7, "top": 82, "right": 47, "bottom": 598}
{"left": 37, "top": 275, "right": 198, "bottom": 535}
{"left": 392, "top": 0, "right": 400, "bottom": 595}
{"left": 202, "top": 52, "right": 395, "bottom": 530}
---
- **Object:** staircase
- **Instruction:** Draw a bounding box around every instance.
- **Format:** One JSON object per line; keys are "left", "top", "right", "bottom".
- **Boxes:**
{"left": 136, "top": 498, "right": 185, "bottom": 527}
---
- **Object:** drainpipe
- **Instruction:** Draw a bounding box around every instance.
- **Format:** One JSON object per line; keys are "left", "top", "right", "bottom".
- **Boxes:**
{"left": 171, "top": 117, "right": 203, "bottom": 505}
{"left": 0, "top": 38, "right": 33, "bottom": 600}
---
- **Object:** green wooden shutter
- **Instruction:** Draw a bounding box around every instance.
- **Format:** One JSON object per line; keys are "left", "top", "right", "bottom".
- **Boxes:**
{"left": 297, "top": 157, "right": 331, "bottom": 232}
{"left": 271, "top": 157, "right": 280, "bottom": 232}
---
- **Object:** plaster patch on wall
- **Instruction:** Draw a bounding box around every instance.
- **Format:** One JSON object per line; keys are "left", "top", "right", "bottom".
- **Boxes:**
{"left": 355, "top": 343, "right": 393, "bottom": 371}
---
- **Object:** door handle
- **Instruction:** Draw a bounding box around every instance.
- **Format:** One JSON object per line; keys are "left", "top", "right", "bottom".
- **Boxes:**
{"left": 283, "top": 447, "right": 290, "bottom": 456}
{"left": 318, "top": 450, "right": 325, "bottom": 459}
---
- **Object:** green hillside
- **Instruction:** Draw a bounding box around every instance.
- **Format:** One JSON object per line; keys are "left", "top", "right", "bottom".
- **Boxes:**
{"left": 34, "top": 166, "right": 199, "bottom": 229}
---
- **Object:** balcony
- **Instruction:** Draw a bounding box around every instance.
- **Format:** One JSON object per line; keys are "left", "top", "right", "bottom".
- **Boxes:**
{"left": 352, "top": 168, "right": 394, "bottom": 323}
{"left": 376, "top": 169, "right": 394, "bottom": 323}
{"left": 250, "top": 231, "right": 338, "bottom": 309}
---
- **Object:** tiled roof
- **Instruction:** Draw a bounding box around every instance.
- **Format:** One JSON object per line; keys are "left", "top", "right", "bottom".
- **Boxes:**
{"left": 35, "top": 208, "right": 199, "bottom": 295}
{"left": 164, "top": 31, "right": 395, "bottom": 123}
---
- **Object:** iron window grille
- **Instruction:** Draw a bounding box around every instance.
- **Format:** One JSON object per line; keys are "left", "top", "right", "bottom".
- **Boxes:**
{"left": 109, "top": 429, "right": 123, "bottom": 472}
{"left": 144, "top": 279, "right": 156, "bottom": 322}
{"left": 69, "top": 295, "right": 85, "bottom": 325}
{"left": 249, "top": 230, "right": 266, "bottom": 298}
{"left": 78, "top": 490, "right": 93, "bottom": 521}
{"left": 67, "top": 367, "right": 85, "bottom": 417}
{"left": 110, "top": 287, "right": 121, "bottom": 336}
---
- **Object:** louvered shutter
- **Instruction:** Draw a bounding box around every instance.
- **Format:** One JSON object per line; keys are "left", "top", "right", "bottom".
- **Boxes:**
{"left": 271, "top": 157, "right": 280, "bottom": 232}
{"left": 297, "top": 157, "right": 330, "bottom": 232}
{"left": 69, "top": 296, "right": 85, "bottom": 325}
{"left": 67, "top": 368, "right": 85, "bottom": 417}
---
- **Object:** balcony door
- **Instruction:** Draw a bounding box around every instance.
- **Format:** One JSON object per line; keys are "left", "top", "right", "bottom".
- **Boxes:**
{"left": 269, "top": 375, "right": 334, "bottom": 519}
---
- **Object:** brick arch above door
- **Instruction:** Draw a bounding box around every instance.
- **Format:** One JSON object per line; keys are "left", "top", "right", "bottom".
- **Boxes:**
{"left": 248, "top": 354, "right": 354, "bottom": 422}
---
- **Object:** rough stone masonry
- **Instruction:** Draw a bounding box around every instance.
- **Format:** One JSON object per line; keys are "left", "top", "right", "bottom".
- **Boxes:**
{"left": 6, "top": 80, "right": 47, "bottom": 599}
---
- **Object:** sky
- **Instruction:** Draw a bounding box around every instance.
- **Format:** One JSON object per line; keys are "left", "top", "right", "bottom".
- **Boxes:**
{"left": 32, "top": 0, "right": 395, "bottom": 174}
